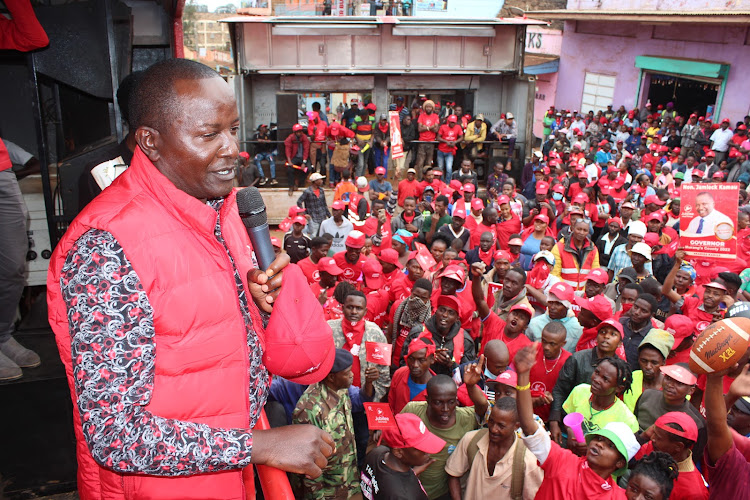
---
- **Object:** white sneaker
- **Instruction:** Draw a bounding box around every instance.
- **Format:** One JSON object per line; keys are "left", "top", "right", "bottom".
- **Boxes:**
{"left": 0, "top": 349, "right": 22, "bottom": 381}
{"left": 0, "top": 337, "right": 41, "bottom": 368}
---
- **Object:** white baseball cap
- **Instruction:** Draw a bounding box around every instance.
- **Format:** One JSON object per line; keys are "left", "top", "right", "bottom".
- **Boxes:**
{"left": 309, "top": 172, "right": 325, "bottom": 182}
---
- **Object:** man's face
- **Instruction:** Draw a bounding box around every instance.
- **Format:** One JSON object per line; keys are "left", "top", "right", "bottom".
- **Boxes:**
{"left": 397, "top": 447, "right": 432, "bottom": 468}
{"left": 424, "top": 104, "right": 434, "bottom": 114}
{"left": 440, "top": 277, "right": 461, "bottom": 296}
{"left": 572, "top": 221, "right": 589, "bottom": 242}
{"left": 650, "top": 426, "right": 683, "bottom": 457}
{"left": 630, "top": 298, "right": 652, "bottom": 325}
{"left": 541, "top": 329, "right": 566, "bottom": 359}
{"left": 696, "top": 194, "right": 714, "bottom": 217}
{"left": 702, "top": 286, "right": 723, "bottom": 309}
{"left": 487, "top": 408, "right": 518, "bottom": 445}
{"left": 407, "top": 260, "right": 424, "bottom": 281}
{"left": 332, "top": 208, "right": 344, "bottom": 219}
{"left": 502, "top": 184, "right": 513, "bottom": 196}
{"left": 661, "top": 374, "right": 695, "bottom": 405}
{"left": 547, "top": 298, "right": 567, "bottom": 320}
{"left": 328, "top": 366, "right": 354, "bottom": 391}
{"left": 451, "top": 216, "right": 465, "bottom": 231}
{"left": 479, "top": 233, "right": 494, "bottom": 252}
{"left": 494, "top": 258, "right": 510, "bottom": 279}
{"left": 638, "top": 347, "right": 664, "bottom": 382}
{"left": 499, "top": 203, "right": 512, "bottom": 219}
{"left": 502, "top": 271, "right": 524, "bottom": 300}
{"left": 585, "top": 279, "right": 605, "bottom": 298}
{"left": 407, "top": 171, "right": 415, "bottom": 181}
{"left": 319, "top": 270, "right": 338, "bottom": 289}
{"left": 343, "top": 296, "right": 367, "bottom": 323}
{"left": 620, "top": 287, "right": 638, "bottom": 307}
{"left": 345, "top": 245, "right": 362, "bottom": 264}
{"left": 586, "top": 435, "right": 625, "bottom": 474}
{"left": 505, "top": 310, "right": 530, "bottom": 335}
{"left": 630, "top": 252, "right": 647, "bottom": 268}
{"left": 434, "top": 305, "right": 459, "bottom": 332}
{"left": 404, "top": 198, "right": 416, "bottom": 214}
{"left": 608, "top": 221, "right": 621, "bottom": 235}
{"left": 596, "top": 325, "right": 621, "bottom": 354}
{"left": 627, "top": 233, "right": 643, "bottom": 246}
{"left": 461, "top": 161, "right": 471, "bottom": 172}
{"left": 143, "top": 77, "right": 240, "bottom": 201}
{"left": 426, "top": 385, "right": 457, "bottom": 427}
{"left": 435, "top": 200, "right": 447, "bottom": 216}
{"left": 407, "top": 348, "right": 433, "bottom": 380}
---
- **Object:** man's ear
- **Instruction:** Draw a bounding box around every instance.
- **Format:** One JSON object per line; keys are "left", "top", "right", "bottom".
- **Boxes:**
{"left": 134, "top": 126, "right": 161, "bottom": 163}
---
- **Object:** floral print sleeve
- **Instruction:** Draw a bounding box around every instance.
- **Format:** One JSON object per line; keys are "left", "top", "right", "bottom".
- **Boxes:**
{"left": 60, "top": 228, "right": 253, "bottom": 475}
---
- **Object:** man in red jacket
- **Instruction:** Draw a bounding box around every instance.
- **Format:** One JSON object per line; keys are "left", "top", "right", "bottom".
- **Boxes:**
{"left": 47, "top": 59, "right": 334, "bottom": 499}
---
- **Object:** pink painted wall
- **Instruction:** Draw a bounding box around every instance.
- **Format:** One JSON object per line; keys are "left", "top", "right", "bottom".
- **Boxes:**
{"left": 568, "top": 0, "right": 750, "bottom": 10}
{"left": 526, "top": 26, "right": 563, "bottom": 140}
{"left": 555, "top": 20, "right": 750, "bottom": 123}
{"left": 533, "top": 72, "right": 558, "bottom": 140}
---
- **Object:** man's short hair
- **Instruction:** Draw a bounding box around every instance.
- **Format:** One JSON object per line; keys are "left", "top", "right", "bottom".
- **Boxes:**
{"left": 492, "top": 396, "right": 519, "bottom": 421}
{"left": 426, "top": 374, "right": 457, "bottom": 395}
{"left": 696, "top": 191, "right": 714, "bottom": 202}
{"left": 130, "top": 59, "right": 222, "bottom": 132}
{"left": 435, "top": 195, "right": 450, "bottom": 205}
{"left": 116, "top": 71, "right": 144, "bottom": 125}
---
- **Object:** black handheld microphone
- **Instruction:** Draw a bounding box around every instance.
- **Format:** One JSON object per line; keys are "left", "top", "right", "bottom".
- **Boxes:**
{"left": 237, "top": 187, "right": 276, "bottom": 271}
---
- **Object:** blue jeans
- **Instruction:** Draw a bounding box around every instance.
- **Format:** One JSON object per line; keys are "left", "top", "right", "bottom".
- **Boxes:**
{"left": 437, "top": 150, "right": 454, "bottom": 179}
{"left": 327, "top": 149, "right": 341, "bottom": 184}
{"left": 374, "top": 147, "right": 389, "bottom": 175}
{"left": 254, "top": 152, "right": 275, "bottom": 179}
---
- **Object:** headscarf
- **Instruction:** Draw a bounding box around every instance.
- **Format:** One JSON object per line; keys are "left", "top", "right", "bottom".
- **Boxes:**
{"left": 679, "top": 263, "right": 696, "bottom": 282}
{"left": 423, "top": 99, "right": 435, "bottom": 110}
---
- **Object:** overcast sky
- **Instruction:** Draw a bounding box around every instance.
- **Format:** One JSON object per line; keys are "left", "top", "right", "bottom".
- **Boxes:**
{"left": 195, "top": 0, "right": 242, "bottom": 12}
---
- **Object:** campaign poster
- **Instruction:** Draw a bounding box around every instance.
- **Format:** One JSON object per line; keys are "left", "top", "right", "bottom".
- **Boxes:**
{"left": 415, "top": 0, "right": 448, "bottom": 12}
{"left": 389, "top": 111, "right": 404, "bottom": 159}
{"left": 679, "top": 183, "right": 739, "bottom": 260}
{"left": 331, "top": 0, "right": 346, "bottom": 16}
{"left": 363, "top": 403, "right": 397, "bottom": 430}
{"left": 365, "top": 342, "right": 392, "bottom": 366}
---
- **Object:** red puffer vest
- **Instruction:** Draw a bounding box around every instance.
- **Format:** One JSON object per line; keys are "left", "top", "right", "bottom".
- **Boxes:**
{"left": 47, "top": 148, "right": 265, "bottom": 500}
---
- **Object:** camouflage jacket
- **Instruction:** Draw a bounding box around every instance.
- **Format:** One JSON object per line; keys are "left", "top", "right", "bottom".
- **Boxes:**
{"left": 292, "top": 382, "right": 360, "bottom": 499}
{"left": 329, "top": 319, "right": 391, "bottom": 401}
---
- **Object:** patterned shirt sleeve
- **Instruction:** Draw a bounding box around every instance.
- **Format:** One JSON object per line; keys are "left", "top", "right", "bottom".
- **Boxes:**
{"left": 60, "top": 228, "right": 253, "bottom": 476}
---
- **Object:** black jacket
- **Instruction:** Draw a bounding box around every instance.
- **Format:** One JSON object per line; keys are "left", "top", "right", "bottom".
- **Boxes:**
{"left": 401, "top": 315, "right": 476, "bottom": 375}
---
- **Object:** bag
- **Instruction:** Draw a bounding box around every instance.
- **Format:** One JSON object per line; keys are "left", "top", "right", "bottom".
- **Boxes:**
{"left": 466, "top": 429, "right": 527, "bottom": 500}
{"left": 331, "top": 143, "right": 351, "bottom": 171}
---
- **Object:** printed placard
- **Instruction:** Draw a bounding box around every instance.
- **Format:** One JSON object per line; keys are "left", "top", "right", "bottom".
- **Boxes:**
{"left": 679, "top": 183, "right": 739, "bottom": 260}
{"left": 389, "top": 111, "right": 404, "bottom": 159}
{"left": 364, "top": 402, "right": 397, "bottom": 430}
{"left": 365, "top": 342, "right": 392, "bottom": 366}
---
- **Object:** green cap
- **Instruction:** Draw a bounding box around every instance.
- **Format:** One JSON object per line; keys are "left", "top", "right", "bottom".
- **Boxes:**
{"left": 638, "top": 328, "right": 674, "bottom": 360}
{"left": 585, "top": 422, "right": 640, "bottom": 476}
{"left": 674, "top": 171, "right": 685, "bottom": 180}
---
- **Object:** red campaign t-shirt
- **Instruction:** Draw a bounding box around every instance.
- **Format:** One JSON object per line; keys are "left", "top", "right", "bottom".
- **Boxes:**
{"left": 478, "top": 311, "right": 531, "bottom": 361}
{"left": 365, "top": 289, "right": 390, "bottom": 327}
{"left": 333, "top": 252, "right": 367, "bottom": 284}
{"left": 437, "top": 124, "right": 461, "bottom": 154}
{"left": 297, "top": 256, "right": 320, "bottom": 285}
{"left": 469, "top": 223, "right": 497, "bottom": 249}
{"left": 680, "top": 296, "right": 715, "bottom": 327}
{"left": 568, "top": 183, "right": 584, "bottom": 200}
{"left": 529, "top": 347, "right": 572, "bottom": 422}
{"left": 610, "top": 187, "right": 628, "bottom": 204}
{"left": 398, "top": 179, "right": 421, "bottom": 207}
{"left": 536, "top": 442, "right": 626, "bottom": 499}
{"left": 704, "top": 443, "right": 750, "bottom": 499}
{"left": 418, "top": 112, "right": 439, "bottom": 141}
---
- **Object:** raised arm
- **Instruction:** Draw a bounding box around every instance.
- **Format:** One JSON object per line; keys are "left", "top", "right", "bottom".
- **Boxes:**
{"left": 662, "top": 249, "right": 685, "bottom": 303}
{"left": 463, "top": 354, "right": 489, "bottom": 419}
{"left": 514, "top": 344, "right": 540, "bottom": 436}
{"left": 705, "top": 371, "right": 734, "bottom": 464}
{"left": 470, "top": 262, "right": 490, "bottom": 319}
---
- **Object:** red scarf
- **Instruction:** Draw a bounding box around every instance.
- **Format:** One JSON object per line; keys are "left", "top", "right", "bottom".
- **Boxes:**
{"left": 342, "top": 319, "right": 366, "bottom": 387}
{"left": 378, "top": 122, "right": 389, "bottom": 133}
{"left": 527, "top": 261, "right": 552, "bottom": 289}
{"left": 478, "top": 248, "right": 493, "bottom": 266}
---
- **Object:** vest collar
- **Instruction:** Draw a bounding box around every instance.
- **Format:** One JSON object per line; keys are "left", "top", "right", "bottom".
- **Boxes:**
{"left": 128, "top": 147, "right": 237, "bottom": 234}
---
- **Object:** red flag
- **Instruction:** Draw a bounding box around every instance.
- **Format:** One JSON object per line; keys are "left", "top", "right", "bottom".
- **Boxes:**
{"left": 365, "top": 342, "right": 392, "bottom": 366}
{"left": 364, "top": 402, "right": 397, "bottom": 430}
{"left": 413, "top": 242, "right": 437, "bottom": 272}
{"left": 654, "top": 239, "right": 679, "bottom": 257}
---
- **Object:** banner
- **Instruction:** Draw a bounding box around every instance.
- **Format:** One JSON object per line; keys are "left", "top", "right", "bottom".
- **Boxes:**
{"left": 365, "top": 342, "right": 392, "bottom": 366}
{"left": 679, "top": 183, "right": 739, "bottom": 260}
{"left": 331, "top": 0, "right": 346, "bottom": 16}
{"left": 388, "top": 111, "right": 404, "bottom": 159}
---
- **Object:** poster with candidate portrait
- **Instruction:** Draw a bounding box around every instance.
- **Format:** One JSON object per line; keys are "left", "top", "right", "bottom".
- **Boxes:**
{"left": 679, "top": 183, "right": 739, "bottom": 260}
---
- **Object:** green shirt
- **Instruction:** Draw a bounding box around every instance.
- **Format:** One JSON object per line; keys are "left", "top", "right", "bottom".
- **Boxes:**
{"left": 623, "top": 370, "right": 644, "bottom": 413}
{"left": 420, "top": 214, "right": 453, "bottom": 235}
{"left": 562, "top": 383, "right": 638, "bottom": 434}
{"left": 401, "top": 401, "right": 479, "bottom": 499}
{"left": 293, "top": 382, "right": 360, "bottom": 499}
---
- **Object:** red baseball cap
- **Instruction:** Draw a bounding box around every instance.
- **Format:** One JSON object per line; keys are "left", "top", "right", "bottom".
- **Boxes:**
{"left": 332, "top": 200, "right": 346, "bottom": 210}
{"left": 289, "top": 206, "right": 306, "bottom": 217}
{"left": 665, "top": 314, "right": 695, "bottom": 348}
{"left": 494, "top": 250, "right": 512, "bottom": 262}
{"left": 705, "top": 150, "right": 715, "bottom": 157}
{"left": 549, "top": 282, "right": 575, "bottom": 304}
{"left": 366, "top": 103, "right": 377, "bottom": 111}
{"left": 497, "top": 195, "right": 510, "bottom": 205}
{"left": 573, "top": 193, "right": 588, "bottom": 204}
{"left": 346, "top": 230, "right": 366, "bottom": 249}
{"left": 576, "top": 295, "right": 613, "bottom": 321}
{"left": 597, "top": 318, "right": 624, "bottom": 338}
{"left": 292, "top": 123, "right": 304, "bottom": 132}
{"left": 471, "top": 198, "right": 485, "bottom": 211}
{"left": 643, "top": 232, "right": 660, "bottom": 246}
{"left": 453, "top": 207, "right": 467, "bottom": 219}
{"left": 587, "top": 268, "right": 609, "bottom": 285}
{"left": 509, "top": 303, "right": 534, "bottom": 319}
{"left": 509, "top": 237, "right": 523, "bottom": 246}
{"left": 655, "top": 412, "right": 698, "bottom": 442}
{"left": 643, "top": 194, "right": 666, "bottom": 206}
{"left": 263, "top": 265, "right": 336, "bottom": 384}
{"left": 436, "top": 294, "right": 461, "bottom": 314}
{"left": 270, "top": 236, "right": 282, "bottom": 248}
{"left": 318, "top": 257, "right": 344, "bottom": 276}
{"left": 378, "top": 248, "right": 403, "bottom": 269}
{"left": 534, "top": 213, "right": 550, "bottom": 224}
{"left": 439, "top": 264, "right": 466, "bottom": 284}
{"left": 691, "top": 170, "right": 704, "bottom": 178}
{"left": 660, "top": 364, "right": 697, "bottom": 386}
{"left": 608, "top": 217, "right": 623, "bottom": 228}
{"left": 239, "top": 151, "right": 250, "bottom": 160}
{"left": 362, "top": 259, "right": 384, "bottom": 288}
{"left": 552, "top": 184, "right": 565, "bottom": 194}
{"left": 577, "top": 172, "right": 588, "bottom": 179}
{"left": 463, "top": 183, "right": 476, "bottom": 193}
{"left": 292, "top": 216, "right": 307, "bottom": 226}
{"left": 375, "top": 166, "right": 386, "bottom": 175}
{"left": 491, "top": 370, "right": 518, "bottom": 387}
{"left": 382, "top": 413, "right": 446, "bottom": 453}
{"left": 447, "top": 114, "right": 458, "bottom": 123}
{"left": 536, "top": 181, "right": 550, "bottom": 194}
{"left": 721, "top": 118, "right": 730, "bottom": 123}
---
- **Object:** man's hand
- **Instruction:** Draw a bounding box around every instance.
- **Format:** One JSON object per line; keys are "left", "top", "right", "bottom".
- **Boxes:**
{"left": 364, "top": 365, "right": 380, "bottom": 384}
{"left": 413, "top": 457, "right": 436, "bottom": 476}
{"left": 567, "top": 433, "right": 587, "bottom": 456}
{"left": 434, "top": 348, "right": 452, "bottom": 366}
{"left": 318, "top": 288, "right": 329, "bottom": 306}
{"left": 549, "top": 421, "right": 563, "bottom": 445}
{"left": 532, "top": 391, "right": 553, "bottom": 407}
{"left": 247, "top": 253, "right": 291, "bottom": 313}
{"left": 513, "top": 343, "right": 538, "bottom": 375}
{"left": 463, "top": 354, "right": 485, "bottom": 387}
{"left": 405, "top": 223, "right": 418, "bottom": 233}
{"left": 377, "top": 210, "right": 387, "bottom": 225}
{"left": 251, "top": 425, "right": 334, "bottom": 478}
{"left": 470, "top": 262, "right": 486, "bottom": 279}
{"left": 674, "top": 249, "right": 686, "bottom": 263}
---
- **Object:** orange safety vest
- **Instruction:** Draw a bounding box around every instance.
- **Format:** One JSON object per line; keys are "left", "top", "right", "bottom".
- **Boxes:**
{"left": 556, "top": 239, "right": 598, "bottom": 291}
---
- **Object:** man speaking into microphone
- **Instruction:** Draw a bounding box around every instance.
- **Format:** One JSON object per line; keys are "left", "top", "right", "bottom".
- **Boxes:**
{"left": 47, "top": 59, "right": 335, "bottom": 500}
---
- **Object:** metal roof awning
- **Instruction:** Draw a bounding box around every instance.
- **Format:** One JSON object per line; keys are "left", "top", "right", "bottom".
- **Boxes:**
{"left": 526, "top": 9, "right": 750, "bottom": 23}
{"left": 220, "top": 15, "right": 548, "bottom": 26}
{"left": 524, "top": 54, "right": 559, "bottom": 75}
